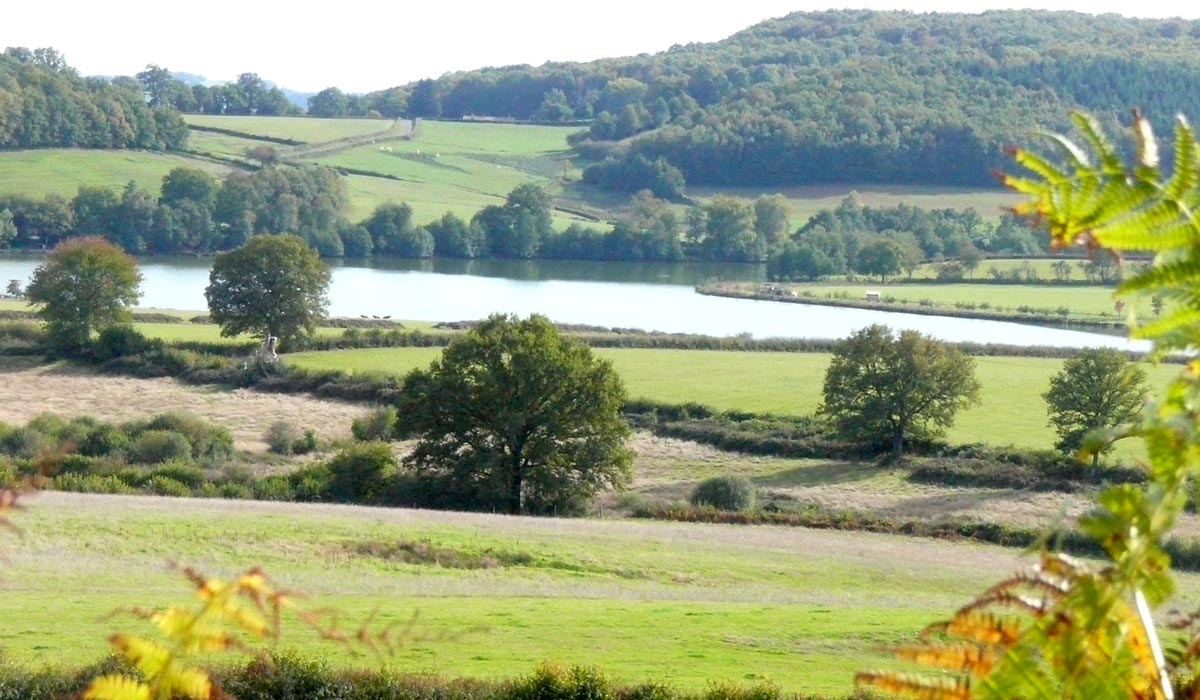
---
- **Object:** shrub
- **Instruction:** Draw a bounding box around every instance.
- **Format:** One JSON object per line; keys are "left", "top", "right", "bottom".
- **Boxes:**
{"left": 511, "top": 663, "right": 612, "bottom": 700}
{"left": 0, "top": 427, "right": 49, "bottom": 458}
{"left": 264, "top": 421, "right": 299, "bottom": 455}
{"left": 57, "top": 454, "right": 96, "bottom": 475}
{"left": 351, "top": 406, "right": 397, "bottom": 442}
{"left": 79, "top": 423, "right": 133, "bottom": 457}
{"left": 145, "top": 475, "right": 193, "bottom": 497}
{"left": 130, "top": 430, "right": 193, "bottom": 465}
{"left": 92, "top": 325, "right": 150, "bottom": 361}
{"left": 52, "top": 473, "right": 137, "bottom": 495}
{"left": 326, "top": 442, "right": 396, "bottom": 503}
{"left": 151, "top": 461, "right": 208, "bottom": 489}
{"left": 252, "top": 475, "right": 295, "bottom": 501}
{"left": 145, "top": 412, "right": 234, "bottom": 465}
{"left": 292, "top": 429, "right": 318, "bottom": 455}
{"left": 218, "top": 482, "right": 253, "bottom": 500}
{"left": 288, "top": 465, "right": 332, "bottom": 502}
{"left": 690, "top": 475, "right": 756, "bottom": 511}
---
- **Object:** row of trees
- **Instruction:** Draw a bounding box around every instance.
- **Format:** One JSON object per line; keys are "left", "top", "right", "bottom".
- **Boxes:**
{"left": 767, "top": 194, "right": 1045, "bottom": 282}
{"left": 0, "top": 48, "right": 188, "bottom": 150}
{"left": 135, "top": 65, "right": 298, "bottom": 116}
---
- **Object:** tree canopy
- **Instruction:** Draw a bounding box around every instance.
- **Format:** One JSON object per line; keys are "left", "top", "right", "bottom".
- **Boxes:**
{"left": 396, "top": 314, "right": 632, "bottom": 515}
{"left": 26, "top": 236, "right": 142, "bottom": 352}
{"left": 204, "top": 234, "right": 331, "bottom": 349}
{"left": 821, "top": 324, "right": 980, "bottom": 457}
{"left": 1044, "top": 347, "right": 1148, "bottom": 466}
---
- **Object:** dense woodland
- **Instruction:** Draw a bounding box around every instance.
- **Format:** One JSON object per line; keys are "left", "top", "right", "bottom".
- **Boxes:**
{"left": 0, "top": 49, "right": 188, "bottom": 150}
{"left": 340, "top": 11, "right": 1200, "bottom": 188}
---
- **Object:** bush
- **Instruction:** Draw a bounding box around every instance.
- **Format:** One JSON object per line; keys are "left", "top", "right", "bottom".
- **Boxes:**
{"left": 351, "top": 406, "right": 397, "bottom": 442}
{"left": 289, "top": 464, "right": 332, "bottom": 501}
{"left": 293, "top": 429, "right": 318, "bottom": 455}
{"left": 511, "top": 663, "right": 612, "bottom": 700}
{"left": 79, "top": 423, "right": 133, "bottom": 457}
{"left": 0, "top": 427, "right": 49, "bottom": 458}
{"left": 52, "top": 473, "right": 137, "bottom": 495}
{"left": 252, "top": 475, "right": 295, "bottom": 501}
{"left": 145, "top": 412, "right": 234, "bottom": 465}
{"left": 218, "top": 482, "right": 253, "bottom": 500}
{"left": 92, "top": 325, "right": 149, "bottom": 361}
{"left": 689, "top": 475, "right": 756, "bottom": 511}
{"left": 150, "top": 461, "right": 208, "bottom": 489}
{"left": 130, "top": 430, "right": 193, "bottom": 465}
{"left": 145, "top": 475, "right": 193, "bottom": 497}
{"left": 326, "top": 442, "right": 397, "bottom": 503}
{"left": 264, "top": 421, "right": 300, "bottom": 455}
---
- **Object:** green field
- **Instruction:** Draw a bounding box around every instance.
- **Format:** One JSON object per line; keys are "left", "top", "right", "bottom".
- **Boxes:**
{"left": 690, "top": 184, "right": 1021, "bottom": 224}
{"left": 0, "top": 150, "right": 230, "bottom": 199}
{"left": 284, "top": 347, "right": 1180, "bottom": 451}
{"left": 315, "top": 120, "right": 589, "bottom": 226}
{"left": 183, "top": 115, "right": 394, "bottom": 143}
{"left": 0, "top": 491, "right": 1062, "bottom": 693}
{"left": 784, "top": 282, "right": 1142, "bottom": 322}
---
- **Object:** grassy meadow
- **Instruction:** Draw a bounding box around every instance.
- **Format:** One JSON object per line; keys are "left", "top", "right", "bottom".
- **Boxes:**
{"left": 284, "top": 346, "right": 1181, "bottom": 452}
{"left": 182, "top": 114, "right": 395, "bottom": 143}
{"left": 0, "top": 491, "right": 1044, "bottom": 694}
{"left": 0, "top": 149, "right": 230, "bottom": 199}
{"left": 784, "top": 282, "right": 1142, "bottom": 321}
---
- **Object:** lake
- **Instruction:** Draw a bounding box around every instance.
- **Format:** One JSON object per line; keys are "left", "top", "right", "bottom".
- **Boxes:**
{"left": 0, "top": 255, "right": 1147, "bottom": 351}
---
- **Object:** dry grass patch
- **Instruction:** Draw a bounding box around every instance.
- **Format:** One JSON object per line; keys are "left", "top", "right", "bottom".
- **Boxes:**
{"left": 0, "top": 358, "right": 368, "bottom": 452}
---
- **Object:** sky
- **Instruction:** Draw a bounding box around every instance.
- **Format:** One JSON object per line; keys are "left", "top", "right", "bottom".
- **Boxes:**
{"left": 3, "top": 0, "right": 1199, "bottom": 93}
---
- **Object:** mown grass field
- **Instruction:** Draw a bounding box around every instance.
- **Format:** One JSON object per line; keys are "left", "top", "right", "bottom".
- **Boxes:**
{"left": 0, "top": 150, "right": 230, "bottom": 199}
{"left": 284, "top": 346, "right": 1181, "bottom": 452}
{"left": 0, "top": 491, "right": 1049, "bottom": 694}
{"left": 689, "top": 184, "right": 1021, "bottom": 224}
{"left": 784, "top": 282, "right": 1143, "bottom": 321}
{"left": 183, "top": 115, "right": 394, "bottom": 143}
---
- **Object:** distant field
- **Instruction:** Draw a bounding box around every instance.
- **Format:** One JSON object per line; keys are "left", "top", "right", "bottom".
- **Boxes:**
{"left": 0, "top": 149, "right": 229, "bottom": 199}
{"left": 318, "top": 120, "right": 589, "bottom": 226}
{"left": 183, "top": 114, "right": 393, "bottom": 143}
{"left": 1, "top": 490, "right": 1041, "bottom": 694}
{"left": 786, "top": 282, "right": 1141, "bottom": 321}
{"left": 690, "top": 184, "right": 1021, "bottom": 224}
{"left": 284, "top": 346, "right": 1182, "bottom": 451}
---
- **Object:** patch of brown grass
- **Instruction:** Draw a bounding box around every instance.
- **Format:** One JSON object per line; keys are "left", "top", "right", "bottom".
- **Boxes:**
{"left": 0, "top": 359, "right": 368, "bottom": 452}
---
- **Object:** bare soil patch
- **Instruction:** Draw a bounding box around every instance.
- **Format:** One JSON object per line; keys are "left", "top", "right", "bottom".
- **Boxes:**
{"left": 0, "top": 359, "right": 368, "bottom": 452}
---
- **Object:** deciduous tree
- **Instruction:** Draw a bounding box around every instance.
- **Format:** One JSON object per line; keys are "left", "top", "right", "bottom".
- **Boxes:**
{"left": 397, "top": 314, "right": 632, "bottom": 515}
{"left": 821, "top": 324, "right": 980, "bottom": 458}
{"left": 1043, "top": 348, "right": 1148, "bottom": 465}
{"left": 204, "top": 234, "right": 330, "bottom": 349}
{"left": 26, "top": 236, "right": 142, "bottom": 351}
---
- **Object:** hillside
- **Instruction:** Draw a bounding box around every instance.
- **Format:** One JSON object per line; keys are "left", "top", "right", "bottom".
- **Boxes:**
{"left": 361, "top": 10, "right": 1200, "bottom": 189}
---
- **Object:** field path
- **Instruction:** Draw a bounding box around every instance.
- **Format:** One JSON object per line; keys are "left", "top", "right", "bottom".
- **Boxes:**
{"left": 0, "top": 359, "right": 368, "bottom": 451}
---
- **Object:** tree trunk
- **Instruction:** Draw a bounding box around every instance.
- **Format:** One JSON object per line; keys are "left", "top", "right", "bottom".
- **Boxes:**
{"left": 508, "top": 451, "right": 523, "bottom": 515}
{"left": 892, "top": 429, "right": 904, "bottom": 460}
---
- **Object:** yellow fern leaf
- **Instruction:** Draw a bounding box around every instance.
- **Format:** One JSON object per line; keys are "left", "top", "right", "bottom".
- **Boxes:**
{"left": 165, "top": 665, "right": 213, "bottom": 700}
{"left": 938, "top": 612, "right": 1024, "bottom": 646}
{"left": 110, "top": 634, "right": 172, "bottom": 679}
{"left": 855, "top": 670, "right": 971, "bottom": 700}
{"left": 82, "top": 675, "right": 151, "bottom": 700}
{"left": 893, "top": 643, "right": 999, "bottom": 676}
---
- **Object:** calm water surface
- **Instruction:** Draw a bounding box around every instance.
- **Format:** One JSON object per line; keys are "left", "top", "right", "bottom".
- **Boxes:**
{"left": 0, "top": 255, "right": 1146, "bottom": 351}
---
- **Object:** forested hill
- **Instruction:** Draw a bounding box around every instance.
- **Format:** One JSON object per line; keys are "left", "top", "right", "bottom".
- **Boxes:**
{"left": 363, "top": 10, "right": 1200, "bottom": 188}
{"left": 0, "top": 48, "right": 188, "bottom": 151}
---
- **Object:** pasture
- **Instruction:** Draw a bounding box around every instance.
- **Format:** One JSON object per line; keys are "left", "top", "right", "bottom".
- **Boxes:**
{"left": 785, "top": 282, "right": 1143, "bottom": 321}
{"left": 183, "top": 115, "right": 394, "bottom": 143}
{"left": 689, "top": 184, "right": 1021, "bottom": 224}
{"left": 284, "top": 346, "right": 1181, "bottom": 451}
{"left": 0, "top": 149, "right": 230, "bottom": 199}
{"left": 0, "top": 490, "right": 1039, "bottom": 694}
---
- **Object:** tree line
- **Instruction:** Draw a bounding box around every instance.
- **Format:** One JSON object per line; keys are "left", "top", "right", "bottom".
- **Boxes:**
{"left": 0, "top": 48, "right": 187, "bottom": 150}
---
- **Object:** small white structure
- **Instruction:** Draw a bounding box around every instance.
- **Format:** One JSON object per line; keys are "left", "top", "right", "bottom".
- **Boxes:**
{"left": 865, "top": 290, "right": 882, "bottom": 302}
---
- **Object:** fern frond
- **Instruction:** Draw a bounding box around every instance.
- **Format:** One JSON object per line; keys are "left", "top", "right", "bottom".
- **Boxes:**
{"left": 109, "top": 634, "right": 172, "bottom": 679}
{"left": 893, "top": 642, "right": 999, "bottom": 675}
{"left": 163, "top": 666, "right": 213, "bottom": 700}
{"left": 855, "top": 670, "right": 971, "bottom": 700}
{"left": 928, "top": 611, "right": 1024, "bottom": 646}
{"left": 82, "top": 675, "right": 151, "bottom": 700}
